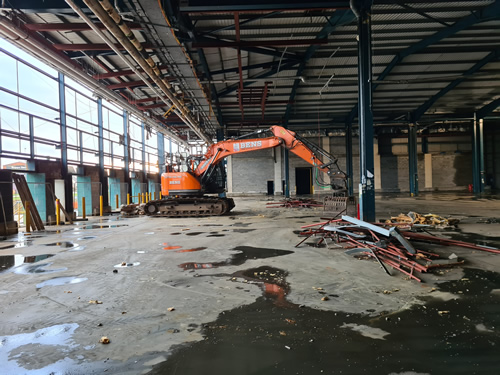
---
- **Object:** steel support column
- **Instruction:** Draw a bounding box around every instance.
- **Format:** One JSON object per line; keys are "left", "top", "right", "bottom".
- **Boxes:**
{"left": 97, "top": 98, "right": 108, "bottom": 208}
{"left": 122, "top": 110, "right": 130, "bottom": 194}
{"left": 345, "top": 121, "right": 354, "bottom": 197}
{"left": 352, "top": 0, "right": 375, "bottom": 221}
{"left": 28, "top": 116, "right": 35, "bottom": 159}
{"left": 158, "top": 133, "right": 165, "bottom": 175}
{"left": 141, "top": 121, "right": 147, "bottom": 177}
{"left": 408, "top": 123, "right": 418, "bottom": 196}
{"left": 284, "top": 149, "right": 290, "bottom": 198}
{"left": 58, "top": 72, "right": 72, "bottom": 212}
{"left": 169, "top": 139, "right": 173, "bottom": 166}
{"left": 472, "top": 113, "right": 485, "bottom": 193}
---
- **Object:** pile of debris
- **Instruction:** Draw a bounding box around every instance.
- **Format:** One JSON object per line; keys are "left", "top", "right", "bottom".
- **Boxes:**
{"left": 296, "top": 215, "right": 500, "bottom": 282}
{"left": 267, "top": 198, "right": 323, "bottom": 209}
{"left": 386, "top": 212, "right": 460, "bottom": 227}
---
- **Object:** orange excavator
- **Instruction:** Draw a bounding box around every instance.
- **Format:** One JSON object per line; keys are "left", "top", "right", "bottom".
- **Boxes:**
{"left": 140, "top": 126, "right": 347, "bottom": 217}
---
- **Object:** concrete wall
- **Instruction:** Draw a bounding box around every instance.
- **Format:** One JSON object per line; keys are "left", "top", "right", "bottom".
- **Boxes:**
{"left": 228, "top": 131, "right": 489, "bottom": 195}
{"left": 485, "top": 121, "right": 500, "bottom": 189}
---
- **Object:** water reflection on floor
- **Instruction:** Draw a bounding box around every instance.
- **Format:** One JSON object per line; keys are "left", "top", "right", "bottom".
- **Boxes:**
{"left": 148, "top": 268, "right": 500, "bottom": 375}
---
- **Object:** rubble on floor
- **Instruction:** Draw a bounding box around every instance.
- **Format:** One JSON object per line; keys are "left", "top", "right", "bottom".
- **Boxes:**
{"left": 295, "top": 215, "right": 500, "bottom": 282}
{"left": 386, "top": 211, "right": 460, "bottom": 227}
{"left": 266, "top": 198, "right": 323, "bottom": 208}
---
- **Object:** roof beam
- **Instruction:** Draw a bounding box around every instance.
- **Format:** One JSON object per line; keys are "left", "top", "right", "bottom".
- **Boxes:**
{"left": 192, "top": 38, "right": 328, "bottom": 48}
{"left": 180, "top": 0, "right": 350, "bottom": 12}
{"left": 201, "top": 11, "right": 281, "bottom": 36}
{"left": 234, "top": 12, "right": 245, "bottom": 119}
{"left": 52, "top": 43, "right": 157, "bottom": 51}
{"left": 346, "top": 0, "right": 500, "bottom": 123}
{"left": 217, "top": 60, "right": 300, "bottom": 98}
{"left": 92, "top": 65, "right": 169, "bottom": 79}
{"left": 412, "top": 48, "right": 500, "bottom": 122}
{"left": 106, "top": 77, "right": 176, "bottom": 90}
{"left": 283, "top": 9, "right": 355, "bottom": 126}
{"left": 476, "top": 97, "right": 500, "bottom": 119}
{"left": 25, "top": 22, "right": 141, "bottom": 31}
{"left": 210, "top": 59, "right": 295, "bottom": 76}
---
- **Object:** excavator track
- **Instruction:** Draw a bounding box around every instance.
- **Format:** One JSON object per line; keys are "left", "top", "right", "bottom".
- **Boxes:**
{"left": 141, "top": 196, "right": 235, "bottom": 217}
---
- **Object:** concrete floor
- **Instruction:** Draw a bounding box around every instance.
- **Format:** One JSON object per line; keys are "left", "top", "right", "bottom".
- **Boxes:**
{"left": 1, "top": 193, "right": 500, "bottom": 374}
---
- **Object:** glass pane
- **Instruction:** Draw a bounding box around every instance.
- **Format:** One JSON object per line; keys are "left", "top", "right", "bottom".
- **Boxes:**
{"left": 18, "top": 63, "right": 58, "bottom": 109}
{"left": 82, "top": 151, "right": 98, "bottom": 165}
{"left": 66, "top": 76, "right": 93, "bottom": 97}
{"left": 68, "top": 148, "right": 79, "bottom": 162}
{"left": 76, "top": 93, "right": 97, "bottom": 123}
{"left": 34, "top": 142, "right": 59, "bottom": 158}
{"left": 82, "top": 134, "right": 98, "bottom": 150}
{"left": 0, "top": 89, "right": 18, "bottom": 109}
{"left": 2, "top": 135, "right": 20, "bottom": 152}
{"left": 65, "top": 87, "right": 76, "bottom": 116}
{"left": 0, "top": 51, "right": 18, "bottom": 92}
{"left": 19, "top": 99, "right": 58, "bottom": 121}
{"left": 33, "top": 118, "right": 60, "bottom": 142}
{"left": 67, "top": 128, "right": 78, "bottom": 146}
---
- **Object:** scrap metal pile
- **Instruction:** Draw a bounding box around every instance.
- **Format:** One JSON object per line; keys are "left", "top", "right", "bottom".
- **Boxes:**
{"left": 296, "top": 215, "right": 500, "bottom": 282}
{"left": 267, "top": 198, "right": 323, "bottom": 208}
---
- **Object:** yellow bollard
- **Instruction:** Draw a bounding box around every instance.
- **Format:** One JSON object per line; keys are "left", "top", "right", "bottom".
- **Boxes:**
{"left": 142, "top": 193, "right": 146, "bottom": 203}
{"left": 100, "top": 195, "right": 103, "bottom": 216}
{"left": 116, "top": 194, "right": 119, "bottom": 209}
{"left": 159, "top": 191, "right": 162, "bottom": 199}
{"left": 138, "top": 193, "right": 141, "bottom": 204}
{"left": 56, "top": 199, "right": 60, "bottom": 225}
{"left": 154, "top": 192, "right": 157, "bottom": 200}
{"left": 149, "top": 192, "right": 152, "bottom": 201}
{"left": 127, "top": 193, "right": 130, "bottom": 205}
{"left": 82, "top": 197, "right": 86, "bottom": 219}
{"left": 25, "top": 201, "right": 31, "bottom": 233}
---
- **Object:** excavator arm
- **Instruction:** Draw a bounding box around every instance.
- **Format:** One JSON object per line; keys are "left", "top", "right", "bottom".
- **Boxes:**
{"left": 193, "top": 126, "right": 347, "bottom": 191}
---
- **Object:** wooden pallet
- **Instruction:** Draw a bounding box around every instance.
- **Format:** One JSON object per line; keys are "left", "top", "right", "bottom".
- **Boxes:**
{"left": 12, "top": 173, "right": 45, "bottom": 231}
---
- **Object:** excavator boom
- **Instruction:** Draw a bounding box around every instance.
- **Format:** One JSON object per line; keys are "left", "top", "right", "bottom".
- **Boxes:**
{"left": 126, "top": 125, "right": 347, "bottom": 217}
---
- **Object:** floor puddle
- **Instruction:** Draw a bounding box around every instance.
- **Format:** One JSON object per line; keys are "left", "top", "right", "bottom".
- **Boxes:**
{"left": 74, "top": 224, "right": 128, "bottom": 230}
{"left": 36, "top": 277, "right": 88, "bottom": 289}
{"left": 178, "top": 246, "right": 293, "bottom": 271}
{"left": 232, "top": 229, "right": 256, "bottom": 233}
{"left": 0, "top": 254, "right": 66, "bottom": 274}
{"left": 0, "top": 241, "right": 33, "bottom": 250}
{"left": 148, "top": 268, "right": 500, "bottom": 375}
{"left": 114, "top": 262, "right": 140, "bottom": 268}
{"left": 77, "top": 236, "right": 96, "bottom": 240}
{"left": 186, "top": 232, "right": 204, "bottom": 236}
{"left": 207, "top": 234, "right": 225, "bottom": 237}
{"left": 0, "top": 323, "right": 79, "bottom": 374}
{"left": 170, "top": 233, "right": 181, "bottom": 235}
{"left": 44, "top": 242, "right": 78, "bottom": 249}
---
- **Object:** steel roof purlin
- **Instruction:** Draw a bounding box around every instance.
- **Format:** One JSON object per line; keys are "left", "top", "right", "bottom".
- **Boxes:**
{"left": 412, "top": 48, "right": 500, "bottom": 122}
{"left": 282, "top": 9, "right": 356, "bottom": 128}
{"left": 345, "top": 0, "right": 500, "bottom": 124}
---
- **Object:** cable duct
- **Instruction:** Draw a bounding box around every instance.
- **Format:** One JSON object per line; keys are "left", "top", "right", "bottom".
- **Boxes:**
{"left": 81, "top": 0, "right": 213, "bottom": 144}
{"left": 0, "top": 15, "right": 187, "bottom": 146}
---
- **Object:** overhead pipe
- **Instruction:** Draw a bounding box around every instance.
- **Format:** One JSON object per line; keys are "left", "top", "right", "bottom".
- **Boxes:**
{"left": 0, "top": 16, "right": 186, "bottom": 146}
{"left": 82, "top": 0, "right": 212, "bottom": 144}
